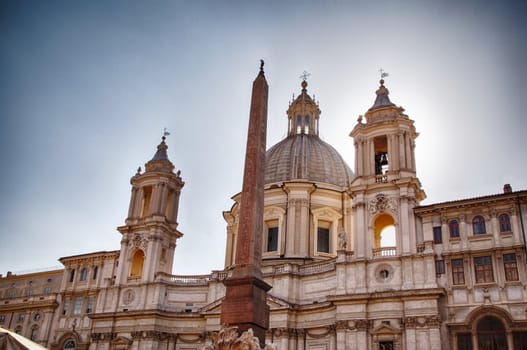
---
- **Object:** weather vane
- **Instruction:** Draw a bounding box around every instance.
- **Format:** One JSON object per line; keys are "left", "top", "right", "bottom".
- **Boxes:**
{"left": 379, "top": 68, "right": 389, "bottom": 79}
{"left": 299, "top": 70, "right": 311, "bottom": 81}
{"left": 163, "top": 127, "right": 170, "bottom": 139}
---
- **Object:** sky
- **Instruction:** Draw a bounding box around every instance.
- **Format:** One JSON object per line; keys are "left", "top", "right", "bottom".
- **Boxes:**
{"left": 1, "top": 0, "right": 526, "bottom": 276}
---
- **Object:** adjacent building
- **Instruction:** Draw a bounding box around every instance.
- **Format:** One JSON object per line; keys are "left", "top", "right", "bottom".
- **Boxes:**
{"left": 1, "top": 75, "right": 526, "bottom": 350}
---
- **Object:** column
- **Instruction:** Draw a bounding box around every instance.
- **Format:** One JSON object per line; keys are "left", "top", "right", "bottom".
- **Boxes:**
{"left": 286, "top": 198, "right": 297, "bottom": 256}
{"left": 369, "top": 140, "right": 375, "bottom": 176}
{"left": 150, "top": 184, "right": 162, "bottom": 215}
{"left": 128, "top": 187, "right": 138, "bottom": 219}
{"left": 387, "top": 134, "right": 393, "bottom": 172}
{"left": 399, "top": 132, "right": 405, "bottom": 170}
{"left": 158, "top": 183, "right": 168, "bottom": 216}
{"left": 354, "top": 141, "right": 359, "bottom": 175}
{"left": 134, "top": 187, "right": 144, "bottom": 218}
{"left": 405, "top": 133, "right": 412, "bottom": 169}
{"left": 299, "top": 198, "right": 310, "bottom": 256}
{"left": 400, "top": 196, "right": 410, "bottom": 254}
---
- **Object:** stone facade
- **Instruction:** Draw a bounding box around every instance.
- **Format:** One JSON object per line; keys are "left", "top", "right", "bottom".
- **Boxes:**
{"left": 1, "top": 75, "right": 527, "bottom": 350}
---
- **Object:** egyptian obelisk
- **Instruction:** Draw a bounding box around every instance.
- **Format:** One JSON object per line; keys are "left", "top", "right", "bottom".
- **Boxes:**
{"left": 220, "top": 61, "right": 271, "bottom": 344}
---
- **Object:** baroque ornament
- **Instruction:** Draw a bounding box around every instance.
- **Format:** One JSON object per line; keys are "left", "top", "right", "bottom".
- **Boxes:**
{"left": 203, "top": 327, "right": 275, "bottom": 350}
{"left": 132, "top": 234, "right": 147, "bottom": 250}
{"left": 368, "top": 194, "right": 398, "bottom": 214}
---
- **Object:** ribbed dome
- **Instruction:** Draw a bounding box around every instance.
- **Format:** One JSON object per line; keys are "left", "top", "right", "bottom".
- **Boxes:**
{"left": 265, "top": 134, "right": 354, "bottom": 188}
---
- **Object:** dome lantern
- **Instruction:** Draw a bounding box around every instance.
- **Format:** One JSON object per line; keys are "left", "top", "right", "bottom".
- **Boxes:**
{"left": 286, "top": 76, "right": 321, "bottom": 136}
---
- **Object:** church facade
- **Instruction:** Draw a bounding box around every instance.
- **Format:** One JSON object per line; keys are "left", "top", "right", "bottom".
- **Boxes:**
{"left": 1, "top": 73, "right": 527, "bottom": 350}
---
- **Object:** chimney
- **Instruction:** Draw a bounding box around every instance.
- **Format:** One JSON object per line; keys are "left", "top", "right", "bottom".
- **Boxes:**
{"left": 503, "top": 184, "right": 512, "bottom": 194}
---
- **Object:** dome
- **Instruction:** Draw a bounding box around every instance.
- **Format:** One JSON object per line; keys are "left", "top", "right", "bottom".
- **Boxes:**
{"left": 263, "top": 79, "right": 354, "bottom": 188}
{"left": 265, "top": 134, "right": 354, "bottom": 188}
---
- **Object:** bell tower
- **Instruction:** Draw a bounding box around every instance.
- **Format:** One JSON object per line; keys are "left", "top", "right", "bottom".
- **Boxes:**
{"left": 349, "top": 78, "right": 426, "bottom": 261}
{"left": 115, "top": 136, "right": 184, "bottom": 284}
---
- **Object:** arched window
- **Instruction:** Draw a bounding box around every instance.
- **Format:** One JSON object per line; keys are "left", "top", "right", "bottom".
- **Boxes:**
{"left": 296, "top": 115, "right": 302, "bottom": 134}
{"left": 130, "top": 250, "right": 145, "bottom": 277}
{"left": 69, "top": 269, "right": 75, "bottom": 282}
{"left": 304, "top": 115, "right": 310, "bottom": 134}
{"left": 92, "top": 266, "right": 98, "bottom": 280}
{"left": 373, "top": 214, "right": 396, "bottom": 257}
{"left": 30, "top": 326, "right": 38, "bottom": 341}
{"left": 472, "top": 216, "right": 486, "bottom": 235}
{"left": 64, "top": 340, "right": 76, "bottom": 349}
{"left": 79, "top": 268, "right": 87, "bottom": 281}
{"left": 449, "top": 220, "right": 460, "bottom": 238}
{"left": 477, "top": 316, "right": 507, "bottom": 350}
{"left": 499, "top": 214, "right": 511, "bottom": 232}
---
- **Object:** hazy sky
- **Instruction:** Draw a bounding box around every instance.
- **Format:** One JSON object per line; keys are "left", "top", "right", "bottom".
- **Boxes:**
{"left": 1, "top": 0, "right": 526, "bottom": 276}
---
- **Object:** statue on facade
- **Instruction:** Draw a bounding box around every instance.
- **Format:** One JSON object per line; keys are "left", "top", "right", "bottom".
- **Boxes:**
{"left": 338, "top": 229, "right": 347, "bottom": 250}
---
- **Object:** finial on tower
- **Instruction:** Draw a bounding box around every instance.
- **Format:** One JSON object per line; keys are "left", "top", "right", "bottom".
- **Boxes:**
{"left": 260, "top": 59, "right": 264, "bottom": 74}
{"left": 162, "top": 127, "right": 170, "bottom": 142}
{"left": 379, "top": 68, "right": 389, "bottom": 86}
{"left": 299, "top": 70, "right": 310, "bottom": 91}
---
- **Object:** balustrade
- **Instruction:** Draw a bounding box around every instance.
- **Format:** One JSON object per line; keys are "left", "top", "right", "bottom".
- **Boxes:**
{"left": 372, "top": 246, "right": 396, "bottom": 257}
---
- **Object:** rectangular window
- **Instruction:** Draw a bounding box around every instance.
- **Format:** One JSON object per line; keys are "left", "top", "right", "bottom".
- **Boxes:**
{"left": 62, "top": 298, "right": 70, "bottom": 315}
{"left": 43, "top": 287, "right": 52, "bottom": 294}
{"left": 435, "top": 260, "right": 445, "bottom": 275}
{"left": 18, "top": 314, "right": 24, "bottom": 322}
{"left": 267, "top": 227, "right": 279, "bottom": 252}
{"left": 69, "top": 269, "right": 75, "bottom": 283}
{"left": 449, "top": 220, "right": 460, "bottom": 238}
{"left": 457, "top": 333, "right": 472, "bottom": 350}
{"left": 317, "top": 227, "right": 330, "bottom": 253}
{"left": 474, "top": 256, "right": 494, "bottom": 283}
{"left": 73, "top": 296, "right": 83, "bottom": 315}
{"left": 433, "top": 226, "right": 442, "bottom": 243}
{"left": 504, "top": 253, "right": 519, "bottom": 281}
{"left": 86, "top": 296, "right": 94, "bottom": 313}
{"left": 451, "top": 259, "right": 465, "bottom": 285}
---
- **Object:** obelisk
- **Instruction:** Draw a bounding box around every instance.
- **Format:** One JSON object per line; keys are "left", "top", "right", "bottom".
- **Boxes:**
{"left": 220, "top": 61, "right": 271, "bottom": 344}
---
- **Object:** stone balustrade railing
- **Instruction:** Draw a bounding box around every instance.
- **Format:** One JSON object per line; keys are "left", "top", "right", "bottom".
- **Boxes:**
{"left": 372, "top": 246, "right": 396, "bottom": 257}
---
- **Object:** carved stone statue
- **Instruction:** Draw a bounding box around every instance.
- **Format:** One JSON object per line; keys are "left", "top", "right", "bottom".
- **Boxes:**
{"left": 338, "top": 229, "right": 347, "bottom": 250}
{"left": 203, "top": 327, "right": 275, "bottom": 350}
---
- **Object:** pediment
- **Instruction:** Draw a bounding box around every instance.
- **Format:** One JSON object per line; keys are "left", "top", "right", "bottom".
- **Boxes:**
{"left": 268, "top": 294, "right": 293, "bottom": 309}
{"left": 111, "top": 336, "right": 133, "bottom": 345}
{"left": 199, "top": 297, "right": 225, "bottom": 313}
{"left": 198, "top": 294, "right": 293, "bottom": 314}
{"left": 371, "top": 323, "right": 401, "bottom": 335}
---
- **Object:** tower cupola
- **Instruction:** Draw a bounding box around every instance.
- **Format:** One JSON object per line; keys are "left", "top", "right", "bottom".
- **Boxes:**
{"left": 370, "top": 79, "right": 395, "bottom": 110}
{"left": 351, "top": 78, "right": 421, "bottom": 181}
{"left": 144, "top": 136, "right": 175, "bottom": 173}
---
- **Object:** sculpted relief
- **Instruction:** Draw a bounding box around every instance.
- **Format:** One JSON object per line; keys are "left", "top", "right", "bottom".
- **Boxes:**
{"left": 368, "top": 194, "right": 398, "bottom": 215}
{"left": 203, "top": 327, "right": 275, "bottom": 350}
